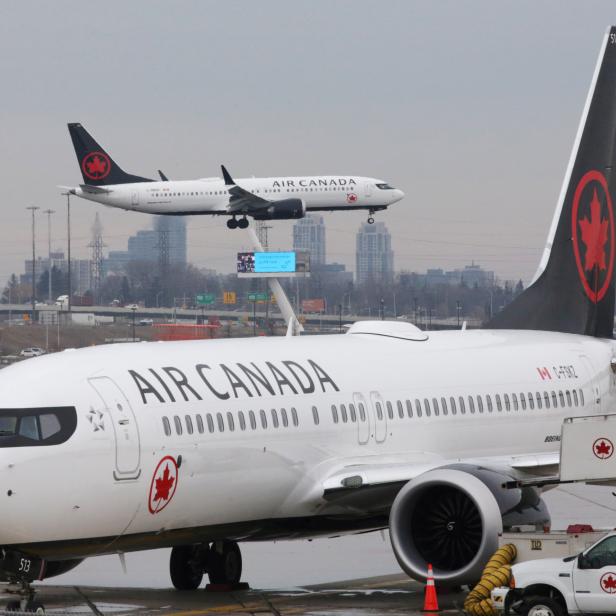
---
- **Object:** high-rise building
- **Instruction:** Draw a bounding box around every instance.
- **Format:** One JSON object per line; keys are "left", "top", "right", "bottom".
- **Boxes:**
{"left": 293, "top": 215, "right": 326, "bottom": 267}
{"left": 355, "top": 221, "right": 394, "bottom": 284}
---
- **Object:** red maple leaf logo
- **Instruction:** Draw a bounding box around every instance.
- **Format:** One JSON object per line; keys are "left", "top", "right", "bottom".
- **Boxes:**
{"left": 86, "top": 155, "right": 107, "bottom": 176}
{"left": 154, "top": 464, "right": 175, "bottom": 502}
{"left": 579, "top": 189, "right": 609, "bottom": 271}
{"left": 596, "top": 440, "right": 612, "bottom": 456}
{"left": 603, "top": 574, "right": 616, "bottom": 590}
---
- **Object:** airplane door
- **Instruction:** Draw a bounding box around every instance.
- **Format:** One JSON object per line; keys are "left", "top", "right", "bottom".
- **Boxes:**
{"left": 353, "top": 392, "right": 370, "bottom": 444}
{"left": 89, "top": 377, "right": 141, "bottom": 480}
{"left": 364, "top": 181, "right": 373, "bottom": 198}
{"left": 131, "top": 191, "right": 139, "bottom": 208}
{"left": 369, "top": 391, "right": 387, "bottom": 443}
{"left": 580, "top": 355, "right": 601, "bottom": 411}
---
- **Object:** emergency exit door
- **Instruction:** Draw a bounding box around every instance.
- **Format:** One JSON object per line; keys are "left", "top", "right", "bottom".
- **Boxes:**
{"left": 369, "top": 391, "right": 387, "bottom": 443}
{"left": 89, "top": 377, "right": 141, "bottom": 480}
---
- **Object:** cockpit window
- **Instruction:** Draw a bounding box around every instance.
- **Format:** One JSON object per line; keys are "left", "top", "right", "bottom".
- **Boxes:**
{"left": 0, "top": 407, "right": 76, "bottom": 447}
{"left": 376, "top": 183, "right": 395, "bottom": 190}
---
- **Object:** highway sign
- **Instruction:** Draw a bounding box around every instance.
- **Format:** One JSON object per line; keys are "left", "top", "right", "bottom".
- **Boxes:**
{"left": 223, "top": 291, "right": 237, "bottom": 305}
{"left": 248, "top": 292, "right": 269, "bottom": 302}
{"left": 196, "top": 293, "right": 215, "bottom": 305}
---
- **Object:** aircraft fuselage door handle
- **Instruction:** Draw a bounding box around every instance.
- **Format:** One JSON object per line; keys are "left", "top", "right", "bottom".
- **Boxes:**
{"left": 118, "top": 419, "right": 129, "bottom": 425}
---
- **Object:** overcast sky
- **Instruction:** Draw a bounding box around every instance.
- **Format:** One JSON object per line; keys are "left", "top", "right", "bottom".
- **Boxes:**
{"left": 1, "top": 1, "right": 616, "bottom": 288}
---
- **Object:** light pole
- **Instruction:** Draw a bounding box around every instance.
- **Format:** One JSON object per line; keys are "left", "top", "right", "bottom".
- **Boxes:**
{"left": 26, "top": 206, "right": 40, "bottom": 323}
{"left": 43, "top": 209, "right": 55, "bottom": 304}
{"left": 131, "top": 305, "right": 137, "bottom": 342}
{"left": 61, "top": 192, "right": 72, "bottom": 313}
{"left": 338, "top": 303, "right": 342, "bottom": 333}
{"left": 456, "top": 300, "right": 462, "bottom": 328}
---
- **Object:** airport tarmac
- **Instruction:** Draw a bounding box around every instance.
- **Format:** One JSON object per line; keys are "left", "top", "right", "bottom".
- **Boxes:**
{"left": 0, "top": 575, "right": 465, "bottom": 615}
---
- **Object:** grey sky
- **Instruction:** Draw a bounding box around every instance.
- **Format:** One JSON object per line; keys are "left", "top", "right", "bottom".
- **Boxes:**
{"left": 1, "top": 1, "right": 616, "bottom": 288}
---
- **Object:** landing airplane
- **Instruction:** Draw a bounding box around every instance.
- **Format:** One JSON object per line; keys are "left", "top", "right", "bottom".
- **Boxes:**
{"left": 3, "top": 26, "right": 616, "bottom": 614}
{"left": 62, "top": 124, "right": 404, "bottom": 229}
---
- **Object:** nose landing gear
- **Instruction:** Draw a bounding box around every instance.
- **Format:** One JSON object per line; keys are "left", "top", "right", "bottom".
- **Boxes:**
{"left": 170, "top": 540, "right": 244, "bottom": 590}
{"left": 5, "top": 580, "right": 45, "bottom": 613}
{"left": 367, "top": 209, "right": 376, "bottom": 224}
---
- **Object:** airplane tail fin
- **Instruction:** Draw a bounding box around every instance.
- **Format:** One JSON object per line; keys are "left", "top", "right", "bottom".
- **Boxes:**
{"left": 67, "top": 123, "right": 152, "bottom": 186}
{"left": 487, "top": 27, "right": 616, "bottom": 338}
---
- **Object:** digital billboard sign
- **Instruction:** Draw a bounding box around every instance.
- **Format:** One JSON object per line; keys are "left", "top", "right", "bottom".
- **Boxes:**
{"left": 237, "top": 251, "right": 309, "bottom": 278}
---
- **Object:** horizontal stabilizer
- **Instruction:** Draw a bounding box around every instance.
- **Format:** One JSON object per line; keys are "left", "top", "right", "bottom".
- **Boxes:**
{"left": 80, "top": 184, "right": 112, "bottom": 194}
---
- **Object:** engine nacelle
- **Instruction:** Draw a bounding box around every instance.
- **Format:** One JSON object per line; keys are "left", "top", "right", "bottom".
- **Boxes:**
{"left": 252, "top": 199, "right": 306, "bottom": 220}
{"left": 389, "top": 466, "right": 549, "bottom": 585}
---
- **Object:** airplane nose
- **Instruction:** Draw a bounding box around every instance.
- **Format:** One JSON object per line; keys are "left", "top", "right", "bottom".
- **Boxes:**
{"left": 393, "top": 189, "right": 405, "bottom": 202}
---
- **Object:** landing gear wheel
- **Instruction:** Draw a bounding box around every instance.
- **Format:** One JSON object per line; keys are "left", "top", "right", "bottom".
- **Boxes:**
{"left": 208, "top": 541, "right": 242, "bottom": 585}
{"left": 238, "top": 217, "right": 249, "bottom": 229}
{"left": 522, "top": 596, "right": 565, "bottom": 616}
{"left": 6, "top": 600, "right": 45, "bottom": 613}
{"left": 227, "top": 218, "right": 238, "bottom": 229}
{"left": 170, "top": 545, "right": 204, "bottom": 590}
{"left": 367, "top": 217, "right": 375, "bottom": 224}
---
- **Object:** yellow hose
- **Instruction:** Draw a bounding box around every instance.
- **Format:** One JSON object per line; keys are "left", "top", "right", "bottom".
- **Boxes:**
{"left": 463, "top": 543, "right": 517, "bottom": 616}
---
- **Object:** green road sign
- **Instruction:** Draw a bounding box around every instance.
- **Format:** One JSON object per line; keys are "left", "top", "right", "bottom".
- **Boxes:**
{"left": 248, "top": 292, "right": 269, "bottom": 302}
{"left": 196, "top": 293, "right": 215, "bottom": 305}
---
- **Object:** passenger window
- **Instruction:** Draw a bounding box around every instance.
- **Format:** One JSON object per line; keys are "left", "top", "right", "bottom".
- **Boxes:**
{"left": 227, "top": 413, "right": 235, "bottom": 431}
{"left": 39, "top": 413, "right": 61, "bottom": 439}
{"left": 441, "top": 397, "right": 448, "bottom": 416}
{"left": 260, "top": 410, "right": 267, "bottom": 429}
{"left": 520, "top": 392, "right": 527, "bottom": 410}
{"left": 495, "top": 394, "right": 502, "bottom": 412}
{"left": 476, "top": 396, "right": 483, "bottom": 413}
{"left": 359, "top": 403, "right": 366, "bottom": 421}
{"left": 196, "top": 414, "right": 204, "bottom": 434}
{"left": 552, "top": 391, "right": 558, "bottom": 407}
{"left": 162, "top": 416, "right": 171, "bottom": 436}
{"left": 432, "top": 398, "right": 439, "bottom": 416}
{"left": 504, "top": 394, "right": 510, "bottom": 411}
{"left": 375, "top": 402, "right": 383, "bottom": 420}
{"left": 312, "top": 406, "right": 320, "bottom": 425}
{"left": 397, "top": 401, "right": 404, "bottom": 419}
{"left": 271, "top": 409, "right": 279, "bottom": 428}
{"left": 572, "top": 390, "right": 577, "bottom": 406}
{"left": 185, "top": 415, "right": 194, "bottom": 435}
{"left": 386, "top": 401, "right": 394, "bottom": 420}
{"left": 217, "top": 413, "right": 225, "bottom": 432}
{"left": 349, "top": 404, "right": 357, "bottom": 422}
{"left": 543, "top": 392, "right": 550, "bottom": 409}
{"left": 486, "top": 395, "right": 493, "bottom": 413}
{"left": 207, "top": 414, "right": 214, "bottom": 433}
{"left": 332, "top": 405, "right": 339, "bottom": 423}
{"left": 536, "top": 392, "right": 542, "bottom": 409}
{"left": 406, "top": 400, "right": 413, "bottom": 418}
{"left": 415, "top": 399, "right": 423, "bottom": 417}
{"left": 566, "top": 391, "right": 572, "bottom": 406}
{"left": 291, "top": 407, "right": 299, "bottom": 426}
{"left": 468, "top": 396, "right": 475, "bottom": 414}
{"left": 424, "top": 398, "right": 431, "bottom": 417}
{"left": 281, "top": 408, "right": 288, "bottom": 427}
{"left": 341, "top": 404, "right": 348, "bottom": 423}
{"left": 249, "top": 410, "right": 257, "bottom": 430}
{"left": 174, "top": 415, "right": 182, "bottom": 435}
{"left": 510, "top": 393, "right": 517, "bottom": 411}
{"left": 528, "top": 393, "right": 535, "bottom": 410}
{"left": 450, "top": 396, "right": 457, "bottom": 415}
{"left": 580, "top": 389, "right": 585, "bottom": 406}
{"left": 238, "top": 412, "right": 246, "bottom": 431}
{"left": 458, "top": 396, "right": 466, "bottom": 414}
{"left": 559, "top": 391, "right": 565, "bottom": 407}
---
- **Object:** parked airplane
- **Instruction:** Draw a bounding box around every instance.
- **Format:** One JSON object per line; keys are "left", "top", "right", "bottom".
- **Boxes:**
{"left": 62, "top": 124, "right": 404, "bottom": 228}
{"left": 3, "top": 26, "right": 616, "bottom": 614}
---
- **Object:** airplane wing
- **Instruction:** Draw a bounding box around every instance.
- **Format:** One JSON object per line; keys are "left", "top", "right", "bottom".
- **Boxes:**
{"left": 221, "top": 165, "right": 270, "bottom": 213}
{"left": 318, "top": 452, "right": 560, "bottom": 515}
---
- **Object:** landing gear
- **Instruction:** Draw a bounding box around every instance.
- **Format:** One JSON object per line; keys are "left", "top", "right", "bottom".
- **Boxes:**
{"left": 227, "top": 217, "right": 249, "bottom": 230}
{"left": 170, "top": 545, "right": 204, "bottom": 590}
{"left": 5, "top": 580, "right": 45, "bottom": 613}
{"left": 367, "top": 208, "right": 376, "bottom": 224}
{"left": 237, "top": 217, "right": 249, "bottom": 229}
{"left": 208, "top": 540, "right": 242, "bottom": 585}
{"left": 169, "top": 541, "right": 243, "bottom": 590}
{"left": 226, "top": 217, "right": 238, "bottom": 229}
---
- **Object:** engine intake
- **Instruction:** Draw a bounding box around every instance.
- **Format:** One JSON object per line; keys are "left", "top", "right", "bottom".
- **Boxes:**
{"left": 389, "top": 466, "right": 549, "bottom": 585}
{"left": 253, "top": 199, "right": 306, "bottom": 220}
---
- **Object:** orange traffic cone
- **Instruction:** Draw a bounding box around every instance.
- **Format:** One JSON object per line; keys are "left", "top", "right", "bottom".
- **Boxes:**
{"left": 423, "top": 563, "right": 439, "bottom": 612}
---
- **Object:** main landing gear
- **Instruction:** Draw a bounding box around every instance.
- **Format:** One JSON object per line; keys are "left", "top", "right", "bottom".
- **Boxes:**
{"left": 226, "top": 217, "right": 249, "bottom": 230}
{"left": 5, "top": 580, "right": 45, "bottom": 613}
{"left": 170, "top": 540, "right": 243, "bottom": 590}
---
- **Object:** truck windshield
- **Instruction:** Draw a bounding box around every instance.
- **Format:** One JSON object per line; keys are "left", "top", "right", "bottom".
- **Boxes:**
{"left": 0, "top": 407, "right": 76, "bottom": 447}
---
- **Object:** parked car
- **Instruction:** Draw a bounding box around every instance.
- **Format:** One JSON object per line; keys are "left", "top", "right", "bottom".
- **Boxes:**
{"left": 19, "top": 347, "right": 45, "bottom": 357}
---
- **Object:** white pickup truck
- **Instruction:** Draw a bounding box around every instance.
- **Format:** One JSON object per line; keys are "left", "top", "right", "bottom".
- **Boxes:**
{"left": 493, "top": 531, "right": 616, "bottom": 615}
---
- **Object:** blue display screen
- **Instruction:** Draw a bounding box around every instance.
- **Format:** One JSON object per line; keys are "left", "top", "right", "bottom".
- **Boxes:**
{"left": 254, "top": 252, "right": 296, "bottom": 273}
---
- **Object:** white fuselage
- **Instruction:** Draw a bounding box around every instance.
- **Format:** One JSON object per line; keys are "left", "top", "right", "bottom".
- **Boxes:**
{"left": 0, "top": 326, "right": 613, "bottom": 560}
{"left": 72, "top": 176, "right": 404, "bottom": 215}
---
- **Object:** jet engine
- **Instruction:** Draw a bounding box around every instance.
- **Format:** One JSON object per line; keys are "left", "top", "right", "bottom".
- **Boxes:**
{"left": 253, "top": 199, "right": 306, "bottom": 220}
{"left": 389, "top": 465, "right": 549, "bottom": 586}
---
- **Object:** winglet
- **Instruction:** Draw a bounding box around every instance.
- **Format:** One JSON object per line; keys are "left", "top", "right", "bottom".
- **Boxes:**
{"left": 158, "top": 170, "right": 169, "bottom": 181}
{"left": 221, "top": 164, "right": 235, "bottom": 186}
